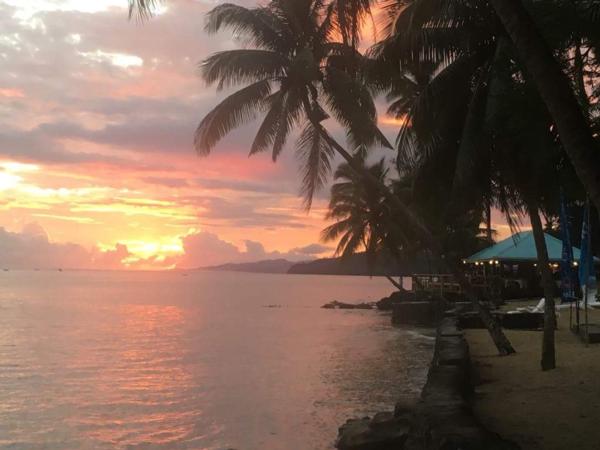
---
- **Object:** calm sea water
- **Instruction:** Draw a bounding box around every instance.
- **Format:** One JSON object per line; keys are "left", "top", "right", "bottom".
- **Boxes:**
{"left": 0, "top": 270, "right": 433, "bottom": 450}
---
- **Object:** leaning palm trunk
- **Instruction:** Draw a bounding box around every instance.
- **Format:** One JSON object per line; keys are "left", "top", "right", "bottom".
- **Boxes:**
{"left": 527, "top": 199, "right": 557, "bottom": 370}
{"left": 385, "top": 275, "right": 405, "bottom": 291}
{"left": 307, "top": 112, "right": 516, "bottom": 355}
{"left": 490, "top": 0, "right": 600, "bottom": 214}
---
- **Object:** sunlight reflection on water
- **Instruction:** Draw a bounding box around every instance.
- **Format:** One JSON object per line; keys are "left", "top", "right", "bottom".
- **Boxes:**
{"left": 0, "top": 271, "right": 433, "bottom": 450}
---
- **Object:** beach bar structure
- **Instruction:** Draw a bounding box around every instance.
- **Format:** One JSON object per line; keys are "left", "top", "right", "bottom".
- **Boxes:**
{"left": 414, "top": 231, "right": 590, "bottom": 300}
{"left": 464, "top": 231, "right": 587, "bottom": 299}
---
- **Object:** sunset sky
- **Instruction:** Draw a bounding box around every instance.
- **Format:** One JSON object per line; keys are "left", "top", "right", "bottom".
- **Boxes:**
{"left": 0, "top": 0, "right": 515, "bottom": 270}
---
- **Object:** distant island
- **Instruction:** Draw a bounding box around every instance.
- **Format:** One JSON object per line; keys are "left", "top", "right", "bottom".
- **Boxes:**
{"left": 287, "top": 252, "right": 403, "bottom": 276}
{"left": 199, "top": 258, "right": 297, "bottom": 274}
{"left": 199, "top": 252, "right": 438, "bottom": 276}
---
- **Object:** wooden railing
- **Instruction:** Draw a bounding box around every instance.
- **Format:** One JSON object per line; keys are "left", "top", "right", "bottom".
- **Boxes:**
{"left": 412, "top": 274, "right": 462, "bottom": 295}
{"left": 412, "top": 273, "right": 502, "bottom": 298}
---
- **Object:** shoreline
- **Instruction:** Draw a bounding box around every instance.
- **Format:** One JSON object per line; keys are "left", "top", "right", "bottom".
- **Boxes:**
{"left": 335, "top": 304, "right": 520, "bottom": 450}
{"left": 352, "top": 297, "right": 600, "bottom": 450}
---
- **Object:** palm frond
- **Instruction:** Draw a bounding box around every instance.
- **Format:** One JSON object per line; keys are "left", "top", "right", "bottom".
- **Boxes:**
{"left": 332, "top": 0, "right": 377, "bottom": 48}
{"left": 272, "top": 89, "right": 305, "bottom": 161}
{"left": 321, "top": 217, "right": 353, "bottom": 242}
{"left": 201, "top": 50, "right": 287, "bottom": 90}
{"left": 324, "top": 64, "right": 392, "bottom": 149}
{"left": 250, "top": 91, "right": 286, "bottom": 156}
{"left": 296, "top": 122, "right": 335, "bottom": 210}
{"left": 452, "top": 66, "right": 491, "bottom": 195}
{"left": 128, "top": 0, "right": 162, "bottom": 20}
{"left": 205, "top": 3, "right": 292, "bottom": 52}
{"left": 194, "top": 79, "right": 272, "bottom": 155}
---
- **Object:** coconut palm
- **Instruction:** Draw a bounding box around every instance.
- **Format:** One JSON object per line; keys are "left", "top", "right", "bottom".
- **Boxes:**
{"left": 375, "top": 0, "right": 600, "bottom": 218}
{"left": 129, "top": 0, "right": 516, "bottom": 355}
{"left": 195, "top": 1, "right": 392, "bottom": 208}
{"left": 485, "top": 63, "right": 566, "bottom": 370}
{"left": 321, "top": 159, "right": 411, "bottom": 288}
{"left": 322, "top": 157, "right": 489, "bottom": 290}
{"left": 372, "top": 1, "right": 583, "bottom": 369}
{"left": 489, "top": 0, "right": 600, "bottom": 214}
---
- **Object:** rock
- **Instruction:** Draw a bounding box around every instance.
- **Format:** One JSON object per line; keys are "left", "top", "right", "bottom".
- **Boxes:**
{"left": 376, "top": 290, "right": 414, "bottom": 310}
{"left": 336, "top": 414, "right": 410, "bottom": 450}
{"left": 322, "top": 301, "right": 374, "bottom": 310}
{"left": 322, "top": 301, "right": 338, "bottom": 309}
{"left": 393, "top": 397, "right": 418, "bottom": 418}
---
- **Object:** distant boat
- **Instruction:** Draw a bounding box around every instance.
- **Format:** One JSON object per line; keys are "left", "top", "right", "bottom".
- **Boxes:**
{"left": 2, "top": 269, "right": 8, "bottom": 272}
{"left": 58, "top": 268, "right": 63, "bottom": 272}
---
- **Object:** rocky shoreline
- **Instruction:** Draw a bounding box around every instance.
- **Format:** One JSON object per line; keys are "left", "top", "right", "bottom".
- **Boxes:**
{"left": 335, "top": 305, "right": 521, "bottom": 450}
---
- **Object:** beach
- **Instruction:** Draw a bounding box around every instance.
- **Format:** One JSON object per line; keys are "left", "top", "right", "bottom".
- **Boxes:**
{"left": 467, "top": 304, "right": 600, "bottom": 450}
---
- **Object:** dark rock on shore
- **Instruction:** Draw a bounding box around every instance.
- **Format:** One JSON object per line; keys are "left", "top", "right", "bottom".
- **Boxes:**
{"left": 393, "top": 397, "right": 418, "bottom": 418}
{"left": 322, "top": 301, "right": 374, "bottom": 310}
{"left": 376, "top": 290, "right": 414, "bottom": 310}
{"left": 336, "top": 412, "right": 410, "bottom": 450}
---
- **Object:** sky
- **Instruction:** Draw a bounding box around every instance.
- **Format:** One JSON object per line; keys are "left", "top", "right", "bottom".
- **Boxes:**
{"left": 0, "top": 0, "right": 515, "bottom": 270}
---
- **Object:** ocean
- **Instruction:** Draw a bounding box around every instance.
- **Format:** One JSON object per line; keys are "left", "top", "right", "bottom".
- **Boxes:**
{"left": 0, "top": 270, "right": 433, "bottom": 450}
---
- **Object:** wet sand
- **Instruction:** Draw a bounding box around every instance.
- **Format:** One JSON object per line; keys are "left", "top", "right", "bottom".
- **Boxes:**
{"left": 466, "top": 303, "right": 600, "bottom": 450}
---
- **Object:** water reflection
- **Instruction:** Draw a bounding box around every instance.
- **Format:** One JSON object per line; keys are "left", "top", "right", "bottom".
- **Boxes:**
{"left": 0, "top": 271, "right": 433, "bottom": 450}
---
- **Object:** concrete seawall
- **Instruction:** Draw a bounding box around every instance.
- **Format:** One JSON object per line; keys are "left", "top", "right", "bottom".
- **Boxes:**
{"left": 336, "top": 313, "right": 520, "bottom": 450}
{"left": 404, "top": 316, "right": 520, "bottom": 450}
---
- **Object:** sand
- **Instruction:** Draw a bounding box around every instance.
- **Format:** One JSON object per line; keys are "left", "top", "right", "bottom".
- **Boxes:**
{"left": 466, "top": 303, "right": 600, "bottom": 450}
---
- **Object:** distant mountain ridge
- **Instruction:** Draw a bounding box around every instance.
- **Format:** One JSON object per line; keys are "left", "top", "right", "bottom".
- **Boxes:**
{"left": 199, "top": 252, "right": 428, "bottom": 276}
{"left": 287, "top": 252, "right": 403, "bottom": 276}
{"left": 200, "top": 258, "right": 298, "bottom": 274}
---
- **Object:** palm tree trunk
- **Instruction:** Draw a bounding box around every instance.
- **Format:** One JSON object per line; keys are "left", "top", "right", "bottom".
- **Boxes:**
{"left": 527, "top": 198, "right": 557, "bottom": 371}
{"left": 385, "top": 275, "right": 404, "bottom": 290}
{"left": 486, "top": 199, "right": 493, "bottom": 243}
{"left": 573, "top": 40, "right": 589, "bottom": 114}
{"left": 489, "top": 0, "right": 600, "bottom": 214}
{"left": 308, "top": 116, "right": 515, "bottom": 355}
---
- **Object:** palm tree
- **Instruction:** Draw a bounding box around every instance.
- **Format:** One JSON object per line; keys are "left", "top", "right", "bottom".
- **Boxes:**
{"left": 483, "top": 57, "right": 566, "bottom": 370}
{"left": 488, "top": 0, "right": 600, "bottom": 214}
{"left": 130, "top": 0, "right": 516, "bottom": 355}
{"left": 196, "top": 1, "right": 391, "bottom": 208}
{"left": 375, "top": 0, "right": 600, "bottom": 218}
{"left": 373, "top": 2, "right": 575, "bottom": 368}
{"left": 322, "top": 159, "right": 410, "bottom": 288}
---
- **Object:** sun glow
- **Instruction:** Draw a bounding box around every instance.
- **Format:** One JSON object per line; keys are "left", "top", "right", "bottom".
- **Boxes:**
{"left": 117, "top": 239, "right": 184, "bottom": 260}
